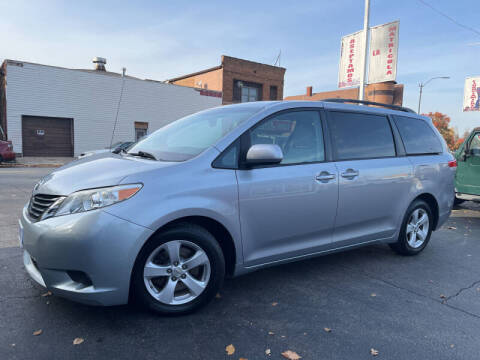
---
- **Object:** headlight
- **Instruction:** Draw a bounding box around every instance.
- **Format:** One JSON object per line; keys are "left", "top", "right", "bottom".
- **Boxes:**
{"left": 41, "top": 184, "right": 142, "bottom": 220}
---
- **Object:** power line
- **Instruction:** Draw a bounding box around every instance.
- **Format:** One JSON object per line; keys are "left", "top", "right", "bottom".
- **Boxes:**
{"left": 416, "top": 0, "right": 480, "bottom": 38}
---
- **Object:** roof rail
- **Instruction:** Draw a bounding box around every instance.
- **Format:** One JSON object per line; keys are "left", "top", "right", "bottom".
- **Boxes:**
{"left": 323, "top": 98, "right": 416, "bottom": 113}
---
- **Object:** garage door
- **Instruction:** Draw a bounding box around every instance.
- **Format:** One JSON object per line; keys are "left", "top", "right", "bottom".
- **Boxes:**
{"left": 22, "top": 116, "right": 73, "bottom": 156}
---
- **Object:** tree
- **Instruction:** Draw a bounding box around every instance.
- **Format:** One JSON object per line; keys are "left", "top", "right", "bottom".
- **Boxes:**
{"left": 424, "top": 112, "right": 458, "bottom": 150}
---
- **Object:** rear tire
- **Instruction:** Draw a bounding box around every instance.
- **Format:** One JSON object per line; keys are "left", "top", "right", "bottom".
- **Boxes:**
{"left": 132, "top": 223, "right": 225, "bottom": 315}
{"left": 389, "top": 200, "right": 433, "bottom": 256}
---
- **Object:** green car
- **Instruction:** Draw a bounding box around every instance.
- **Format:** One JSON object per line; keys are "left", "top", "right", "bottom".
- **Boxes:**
{"left": 455, "top": 127, "right": 480, "bottom": 204}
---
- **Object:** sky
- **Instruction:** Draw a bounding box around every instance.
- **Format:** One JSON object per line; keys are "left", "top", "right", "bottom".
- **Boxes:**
{"left": 1, "top": 0, "right": 479, "bottom": 135}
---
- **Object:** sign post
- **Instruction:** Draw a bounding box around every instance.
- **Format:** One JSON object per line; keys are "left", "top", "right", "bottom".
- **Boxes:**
{"left": 359, "top": 0, "right": 370, "bottom": 100}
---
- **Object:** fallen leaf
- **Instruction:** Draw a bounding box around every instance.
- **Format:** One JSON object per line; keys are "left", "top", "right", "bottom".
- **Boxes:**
{"left": 447, "top": 226, "right": 456, "bottom": 230}
{"left": 268, "top": 331, "right": 275, "bottom": 335}
{"left": 73, "top": 338, "right": 84, "bottom": 345}
{"left": 41, "top": 291, "right": 52, "bottom": 297}
{"left": 272, "top": 302, "right": 278, "bottom": 306}
{"left": 226, "top": 344, "right": 235, "bottom": 356}
{"left": 239, "top": 358, "right": 248, "bottom": 360}
{"left": 324, "top": 327, "right": 332, "bottom": 333}
{"left": 215, "top": 293, "right": 221, "bottom": 299}
{"left": 281, "top": 350, "right": 302, "bottom": 359}
{"left": 370, "top": 348, "right": 379, "bottom": 356}
{"left": 265, "top": 349, "right": 271, "bottom": 356}
{"left": 33, "top": 329, "right": 42, "bottom": 336}
{"left": 371, "top": 293, "right": 377, "bottom": 297}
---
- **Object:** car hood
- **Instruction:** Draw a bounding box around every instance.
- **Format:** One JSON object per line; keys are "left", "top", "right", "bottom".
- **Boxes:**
{"left": 33, "top": 152, "right": 177, "bottom": 196}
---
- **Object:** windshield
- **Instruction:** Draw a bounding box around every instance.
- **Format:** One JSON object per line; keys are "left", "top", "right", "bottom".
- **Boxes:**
{"left": 127, "top": 105, "right": 264, "bottom": 161}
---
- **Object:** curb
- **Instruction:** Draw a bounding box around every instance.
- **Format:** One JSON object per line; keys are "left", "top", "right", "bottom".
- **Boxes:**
{"left": 0, "top": 163, "right": 63, "bottom": 168}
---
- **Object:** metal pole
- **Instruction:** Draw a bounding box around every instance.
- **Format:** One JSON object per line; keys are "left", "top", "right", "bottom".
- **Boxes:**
{"left": 418, "top": 84, "right": 423, "bottom": 114}
{"left": 359, "top": 0, "right": 370, "bottom": 101}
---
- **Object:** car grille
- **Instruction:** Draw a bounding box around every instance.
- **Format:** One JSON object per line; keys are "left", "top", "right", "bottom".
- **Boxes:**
{"left": 28, "top": 194, "right": 63, "bottom": 222}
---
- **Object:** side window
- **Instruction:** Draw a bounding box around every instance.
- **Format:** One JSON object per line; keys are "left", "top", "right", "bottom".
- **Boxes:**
{"left": 249, "top": 110, "right": 325, "bottom": 165}
{"left": 394, "top": 116, "right": 443, "bottom": 155}
{"left": 469, "top": 133, "right": 480, "bottom": 151}
{"left": 328, "top": 111, "right": 396, "bottom": 160}
{"left": 213, "top": 140, "right": 240, "bottom": 169}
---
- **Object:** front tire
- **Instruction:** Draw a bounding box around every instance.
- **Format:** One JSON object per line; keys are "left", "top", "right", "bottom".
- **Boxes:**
{"left": 132, "top": 223, "right": 225, "bottom": 315}
{"left": 389, "top": 200, "right": 433, "bottom": 256}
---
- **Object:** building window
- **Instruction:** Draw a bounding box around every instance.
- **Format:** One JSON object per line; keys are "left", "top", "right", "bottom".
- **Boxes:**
{"left": 233, "top": 80, "right": 262, "bottom": 103}
{"left": 269, "top": 86, "right": 278, "bottom": 100}
{"left": 135, "top": 122, "right": 148, "bottom": 141}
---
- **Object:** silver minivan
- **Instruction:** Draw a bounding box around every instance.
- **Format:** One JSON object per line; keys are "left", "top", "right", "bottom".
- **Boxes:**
{"left": 20, "top": 100, "right": 456, "bottom": 314}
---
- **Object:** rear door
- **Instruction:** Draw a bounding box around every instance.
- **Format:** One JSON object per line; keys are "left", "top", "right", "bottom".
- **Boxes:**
{"left": 327, "top": 110, "right": 413, "bottom": 246}
{"left": 456, "top": 131, "right": 480, "bottom": 195}
{"left": 236, "top": 109, "right": 339, "bottom": 266}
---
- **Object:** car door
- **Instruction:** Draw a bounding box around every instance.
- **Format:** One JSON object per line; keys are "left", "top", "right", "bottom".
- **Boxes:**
{"left": 456, "top": 132, "right": 480, "bottom": 196}
{"left": 236, "top": 109, "right": 339, "bottom": 267}
{"left": 326, "top": 110, "right": 413, "bottom": 247}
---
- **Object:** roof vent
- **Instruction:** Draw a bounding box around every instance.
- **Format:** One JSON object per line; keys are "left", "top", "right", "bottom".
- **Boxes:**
{"left": 92, "top": 57, "right": 107, "bottom": 71}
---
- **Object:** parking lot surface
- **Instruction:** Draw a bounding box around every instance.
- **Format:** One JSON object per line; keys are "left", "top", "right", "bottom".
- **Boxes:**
{"left": 1, "top": 167, "right": 479, "bottom": 359}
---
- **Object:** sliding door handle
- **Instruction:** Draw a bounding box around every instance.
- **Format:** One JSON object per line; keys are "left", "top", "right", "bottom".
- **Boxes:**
{"left": 341, "top": 169, "right": 359, "bottom": 179}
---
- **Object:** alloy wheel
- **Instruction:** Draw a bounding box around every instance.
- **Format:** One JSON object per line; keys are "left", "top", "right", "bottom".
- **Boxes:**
{"left": 143, "top": 240, "right": 211, "bottom": 305}
{"left": 406, "top": 208, "right": 429, "bottom": 249}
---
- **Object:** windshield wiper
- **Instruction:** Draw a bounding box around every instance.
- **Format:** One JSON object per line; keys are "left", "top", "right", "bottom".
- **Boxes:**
{"left": 128, "top": 150, "right": 157, "bottom": 160}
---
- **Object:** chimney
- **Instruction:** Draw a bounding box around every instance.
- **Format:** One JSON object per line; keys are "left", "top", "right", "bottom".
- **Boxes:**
{"left": 306, "top": 86, "right": 313, "bottom": 97}
{"left": 92, "top": 57, "right": 107, "bottom": 71}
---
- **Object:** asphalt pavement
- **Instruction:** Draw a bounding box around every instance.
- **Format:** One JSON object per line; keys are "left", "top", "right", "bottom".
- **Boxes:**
{"left": 1, "top": 167, "right": 479, "bottom": 360}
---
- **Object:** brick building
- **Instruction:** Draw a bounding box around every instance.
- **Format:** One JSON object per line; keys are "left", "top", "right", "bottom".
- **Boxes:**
{"left": 285, "top": 81, "right": 404, "bottom": 106}
{"left": 167, "top": 55, "right": 286, "bottom": 104}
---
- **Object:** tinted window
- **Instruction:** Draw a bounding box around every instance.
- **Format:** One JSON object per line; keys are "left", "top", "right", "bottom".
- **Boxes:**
{"left": 328, "top": 111, "right": 395, "bottom": 160}
{"left": 394, "top": 116, "right": 443, "bottom": 155}
{"left": 250, "top": 110, "right": 324, "bottom": 165}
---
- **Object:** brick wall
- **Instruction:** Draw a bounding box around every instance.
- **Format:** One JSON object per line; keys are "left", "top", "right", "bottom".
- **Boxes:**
{"left": 174, "top": 68, "right": 223, "bottom": 91}
{"left": 221, "top": 55, "right": 285, "bottom": 104}
{"left": 285, "top": 81, "right": 404, "bottom": 106}
{"left": 169, "top": 55, "right": 286, "bottom": 105}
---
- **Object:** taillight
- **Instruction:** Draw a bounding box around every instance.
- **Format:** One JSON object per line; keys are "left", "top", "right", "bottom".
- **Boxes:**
{"left": 448, "top": 160, "right": 457, "bottom": 168}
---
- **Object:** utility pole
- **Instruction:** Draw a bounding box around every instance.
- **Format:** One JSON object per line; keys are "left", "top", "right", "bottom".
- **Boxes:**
{"left": 359, "top": 0, "right": 370, "bottom": 101}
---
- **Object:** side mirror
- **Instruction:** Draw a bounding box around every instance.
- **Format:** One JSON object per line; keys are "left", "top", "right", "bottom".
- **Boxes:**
{"left": 245, "top": 144, "right": 283, "bottom": 165}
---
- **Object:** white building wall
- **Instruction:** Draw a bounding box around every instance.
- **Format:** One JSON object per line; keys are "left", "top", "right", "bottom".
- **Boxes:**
{"left": 5, "top": 61, "right": 221, "bottom": 155}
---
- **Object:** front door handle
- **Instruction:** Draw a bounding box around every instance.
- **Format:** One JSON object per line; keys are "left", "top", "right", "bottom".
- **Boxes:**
{"left": 315, "top": 171, "right": 336, "bottom": 182}
{"left": 341, "top": 169, "right": 359, "bottom": 179}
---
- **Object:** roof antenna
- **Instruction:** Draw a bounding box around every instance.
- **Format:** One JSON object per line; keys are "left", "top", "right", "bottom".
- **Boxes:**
{"left": 109, "top": 67, "right": 126, "bottom": 149}
{"left": 273, "top": 50, "right": 281, "bottom": 67}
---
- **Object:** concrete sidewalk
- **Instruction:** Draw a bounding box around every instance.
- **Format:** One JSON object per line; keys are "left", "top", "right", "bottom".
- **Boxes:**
{"left": 0, "top": 156, "right": 74, "bottom": 168}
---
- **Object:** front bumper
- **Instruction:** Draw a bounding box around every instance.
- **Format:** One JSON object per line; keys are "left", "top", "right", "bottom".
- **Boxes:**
{"left": 21, "top": 206, "right": 153, "bottom": 306}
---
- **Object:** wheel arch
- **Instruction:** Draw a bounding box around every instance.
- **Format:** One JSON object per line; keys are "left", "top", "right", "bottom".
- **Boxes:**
{"left": 136, "top": 215, "right": 237, "bottom": 278}
{"left": 413, "top": 193, "right": 439, "bottom": 230}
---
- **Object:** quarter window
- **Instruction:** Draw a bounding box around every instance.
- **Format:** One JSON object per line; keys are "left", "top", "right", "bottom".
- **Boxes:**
{"left": 328, "top": 111, "right": 396, "bottom": 160}
{"left": 249, "top": 110, "right": 324, "bottom": 165}
{"left": 394, "top": 116, "right": 443, "bottom": 155}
